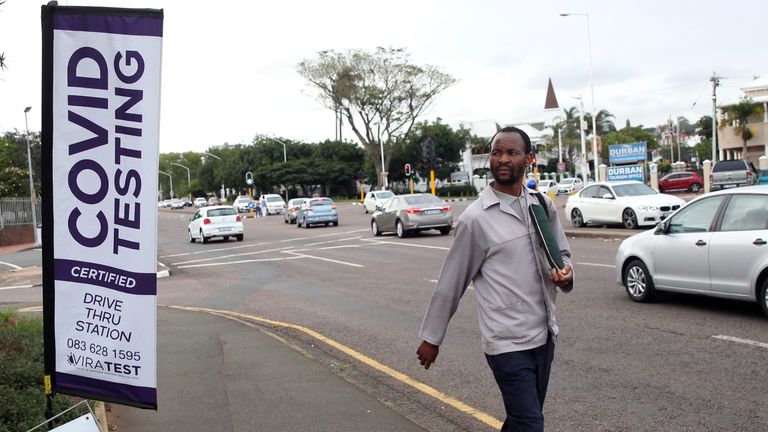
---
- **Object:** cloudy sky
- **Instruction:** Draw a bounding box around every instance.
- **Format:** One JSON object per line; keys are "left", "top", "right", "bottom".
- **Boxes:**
{"left": 1, "top": 0, "right": 766, "bottom": 153}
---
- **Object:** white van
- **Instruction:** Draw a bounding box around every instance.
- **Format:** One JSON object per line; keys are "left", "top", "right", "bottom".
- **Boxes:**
{"left": 258, "top": 194, "right": 286, "bottom": 215}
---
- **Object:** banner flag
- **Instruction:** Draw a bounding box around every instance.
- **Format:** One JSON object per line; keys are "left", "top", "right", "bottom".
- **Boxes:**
{"left": 41, "top": 5, "right": 163, "bottom": 409}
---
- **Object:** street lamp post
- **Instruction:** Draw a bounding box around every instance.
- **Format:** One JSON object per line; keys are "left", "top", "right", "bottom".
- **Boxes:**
{"left": 158, "top": 170, "right": 173, "bottom": 199}
{"left": 23, "top": 107, "right": 40, "bottom": 246}
{"left": 271, "top": 138, "right": 289, "bottom": 203}
{"left": 561, "top": 12, "right": 598, "bottom": 181}
{"left": 574, "top": 96, "right": 589, "bottom": 185}
{"left": 200, "top": 152, "right": 224, "bottom": 199}
{"left": 170, "top": 162, "right": 191, "bottom": 200}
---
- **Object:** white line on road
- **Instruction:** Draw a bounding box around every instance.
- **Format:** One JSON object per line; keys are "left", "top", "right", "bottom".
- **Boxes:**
{"left": 281, "top": 250, "right": 364, "bottom": 268}
{"left": 361, "top": 238, "right": 449, "bottom": 251}
{"left": 304, "top": 236, "right": 361, "bottom": 246}
{"left": 171, "top": 246, "right": 297, "bottom": 266}
{"left": 0, "top": 261, "right": 22, "bottom": 270}
{"left": 160, "top": 241, "right": 272, "bottom": 258}
{"left": 176, "top": 256, "right": 304, "bottom": 269}
{"left": 577, "top": 262, "right": 615, "bottom": 268}
{"left": 0, "top": 284, "right": 35, "bottom": 291}
{"left": 712, "top": 335, "right": 768, "bottom": 349}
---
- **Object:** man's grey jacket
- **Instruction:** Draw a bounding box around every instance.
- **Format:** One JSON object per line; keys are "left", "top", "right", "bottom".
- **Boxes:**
{"left": 419, "top": 184, "right": 574, "bottom": 355}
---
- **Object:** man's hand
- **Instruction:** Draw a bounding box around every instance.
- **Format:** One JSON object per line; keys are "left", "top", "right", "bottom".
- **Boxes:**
{"left": 417, "top": 340, "right": 439, "bottom": 370}
{"left": 549, "top": 264, "right": 573, "bottom": 290}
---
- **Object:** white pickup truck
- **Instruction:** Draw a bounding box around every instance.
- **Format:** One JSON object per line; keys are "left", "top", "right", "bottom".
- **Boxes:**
{"left": 710, "top": 159, "right": 757, "bottom": 189}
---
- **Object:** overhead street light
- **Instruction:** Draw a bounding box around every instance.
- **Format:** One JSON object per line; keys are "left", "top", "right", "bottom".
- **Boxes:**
{"left": 23, "top": 106, "right": 40, "bottom": 246}
{"left": 170, "top": 162, "right": 191, "bottom": 200}
{"left": 270, "top": 137, "right": 289, "bottom": 204}
{"left": 158, "top": 170, "right": 173, "bottom": 199}
{"left": 561, "top": 12, "right": 599, "bottom": 181}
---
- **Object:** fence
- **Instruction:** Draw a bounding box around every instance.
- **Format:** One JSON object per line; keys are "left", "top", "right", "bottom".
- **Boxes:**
{"left": 0, "top": 197, "right": 41, "bottom": 229}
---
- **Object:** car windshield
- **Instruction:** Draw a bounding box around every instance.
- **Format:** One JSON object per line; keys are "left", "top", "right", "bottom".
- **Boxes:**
{"left": 403, "top": 195, "right": 442, "bottom": 205}
{"left": 235, "top": 198, "right": 249, "bottom": 203}
{"left": 612, "top": 183, "right": 657, "bottom": 197}
{"left": 207, "top": 208, "right": 237, "bottom": 217}
{"left": 310, "top": 199, "right": 333, "bottom": 206}
{"left": 375, "top": 191, "right": 394, "bottom": 199}
{"left": 289, "top": 199, "right": 305, "bottom": 206}
{"left": 267, "top": 196, "right": 283, "bottom": 202}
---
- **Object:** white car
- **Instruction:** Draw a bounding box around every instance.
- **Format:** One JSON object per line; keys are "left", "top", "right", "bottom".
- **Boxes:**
{"left": 363, "top": 190, "right": 395, "bottom": 213}
{"left": 615, "top": 185, "right": 768, "bottom": 316}
{"left": 233, "top": 196, "right": 253, "bottom": 213}
{"left": 193, "top": 197, "right": 207, "bottom": 208}
{"left": 565, "top": 181, "right": 685, "bottom": 229}
{"left": 537, "top": 179, "right": 558, "bottom": 194}
{"left": 259, "top": 194, "right": 286, "bottom": 215}
{"left": 557, "top": 177, "right": 584, "bottom": 195}
{"left": 188, "top": 205, "right": 244, "bottom": 243}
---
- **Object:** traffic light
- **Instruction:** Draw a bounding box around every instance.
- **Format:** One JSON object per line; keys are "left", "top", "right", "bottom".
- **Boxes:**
{"left": 404, "top": 163, "right": 412, "bottom": 177}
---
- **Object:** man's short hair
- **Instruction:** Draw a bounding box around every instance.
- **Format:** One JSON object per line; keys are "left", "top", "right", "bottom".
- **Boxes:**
{"left": 489, "top": 126, "right": 532, "bottom": 154}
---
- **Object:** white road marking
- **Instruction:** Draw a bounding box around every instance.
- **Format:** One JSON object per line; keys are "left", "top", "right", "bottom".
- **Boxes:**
{"left": 281, "top": 250, "right": 364, "bottom": 268}
{"left": 171, "top": 246, "right": 297, "bottom": 265}
{"left": 176, "top": 256, "right": 303, "bottom": 269}
{"left": 0, "top": 261, "right": 22, "bottom": 270}
{"left": 361, "top": 238, "right": 449, "bottom": 251}
{"left": 305, "top": 236, "right": 361, "bottom": 246}
{"left": 712, "top": 335, "right": 768, "bottom": 349}
{"left": 577, "top": 262, "right": 615, "bottom": 268}
{"left": 0, "top": 284, "right": 35, "bottom": 291}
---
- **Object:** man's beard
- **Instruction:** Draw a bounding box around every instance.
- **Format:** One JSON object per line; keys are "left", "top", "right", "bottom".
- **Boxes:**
{"left": 492, "top": 164, "right": 523, "bottom": 186}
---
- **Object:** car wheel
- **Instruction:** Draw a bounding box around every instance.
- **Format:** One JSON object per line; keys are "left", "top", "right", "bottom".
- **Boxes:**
{"left": 188, "top": 230, "right": 195, "bottom": 243}
{"left": 223, "top": 236, "right": 229, "bottom": 241}
{"left": 364, "top": 207, "right": 369, "bottom": 214}
{"left": 296, "top": 219, "right": 302, "bottom": 228}
{"left": 570, "top": 208, "right": 586, "bottom": 227}
{"left": 396, "top": 220, "right": 407, "bottom": 238}
{"left": 304, "top": 220, "right": 310, "bottom": 229}
{"left": 623, "top": 208, "right": 638, "bottom": 229}
{"left": 371, "top": 220, "right": 381, "bottom": 236}
{"left": 236, "top": 234, "right": 244, "bottom": 242}
{"left": 623, "top": 259, "right": 656, "bottom": 302}
{"left": 658, "top": 185, "right": 664, "bottom": 193}
{"left": 690, "top": 183, "right": 701, "bottom": 193}
{"left": 200, "top": 230, "right": 208, "bottom": 244}
{"left": 439, "top": 226, "right": 451, "bottom": 235}
{"left": 332, "top": 221, "right": 338, "bottom": 227}
{"left": 284, "top": 218, "right": 289, "bottom": 224}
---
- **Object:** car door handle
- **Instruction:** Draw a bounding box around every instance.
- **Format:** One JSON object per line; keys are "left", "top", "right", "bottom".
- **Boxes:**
{"left": 754, "top": 238, "right": 767, "bottom": 246}
{"left": 695, "top": 240, "right": 707, "bottom": 246}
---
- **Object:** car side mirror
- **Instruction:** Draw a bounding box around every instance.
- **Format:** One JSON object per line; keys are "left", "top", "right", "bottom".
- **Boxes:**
{"left": 655, "top": 221, "right": 669, "bottom": 235}
{"left": 602, "top": 193, "right": 614, "bottom": 200}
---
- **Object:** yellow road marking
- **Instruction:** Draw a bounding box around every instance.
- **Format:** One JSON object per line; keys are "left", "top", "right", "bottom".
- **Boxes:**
{"left": 169, "top": 305, "right": 502, "bottom": 429}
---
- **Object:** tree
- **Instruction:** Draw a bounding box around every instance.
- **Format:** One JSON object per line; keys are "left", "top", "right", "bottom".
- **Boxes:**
{"left": 601, "top": 127, "right": 658, "bottom": 162}
{"left": 389, "top": 119, "right": 470, "bottom": 185}
{"left": 720, "top": 96, "right": 765, "bottom": 162}
{"left": 297, "top": 47, "right": 456, "bottom": 188}
{"left": 0, "top": 1, "right": 6, "bottom": 71}
{"left": 584, "top": 109, "right": 616, "bottom": 136}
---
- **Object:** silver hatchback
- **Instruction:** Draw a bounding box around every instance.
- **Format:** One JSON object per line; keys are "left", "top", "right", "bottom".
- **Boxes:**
{"left": 616, "top": 185, "right": 768, "bottom": 316}
{"left": 371, "top": 193, "right": 453, "bottom": 238}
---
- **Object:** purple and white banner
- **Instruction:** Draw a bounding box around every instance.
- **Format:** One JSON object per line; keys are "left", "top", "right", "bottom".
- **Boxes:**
{"left": 42, "top": 5, "right": 162, "bottom": 409}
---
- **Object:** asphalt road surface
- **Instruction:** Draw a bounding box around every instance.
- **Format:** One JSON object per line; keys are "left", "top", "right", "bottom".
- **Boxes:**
{"left": 151, "top": 201, "right": 768, "bottom": 431}
{"left": 2, "top": 196, "right": 766, "bottom": 431}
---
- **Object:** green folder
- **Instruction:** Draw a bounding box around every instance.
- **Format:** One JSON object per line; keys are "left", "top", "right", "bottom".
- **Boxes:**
{"left": 528, "top": 203, "right": 565, "bottom": 271}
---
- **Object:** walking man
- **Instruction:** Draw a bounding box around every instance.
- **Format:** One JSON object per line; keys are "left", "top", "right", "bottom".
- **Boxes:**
{"left": 417, "top": 126, "right": 574, "bottom": 431}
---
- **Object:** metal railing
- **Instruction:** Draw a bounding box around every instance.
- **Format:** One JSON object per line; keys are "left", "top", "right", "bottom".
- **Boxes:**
{"left": 0, "top": 197, "right": 41, "bottom": 230}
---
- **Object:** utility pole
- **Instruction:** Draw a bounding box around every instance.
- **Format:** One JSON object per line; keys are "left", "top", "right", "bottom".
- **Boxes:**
{"left": 710, "top": 72, "right": 720, "bottom": 162}
{"left": 668, "top": 116, "right": 674, "bottom": 163}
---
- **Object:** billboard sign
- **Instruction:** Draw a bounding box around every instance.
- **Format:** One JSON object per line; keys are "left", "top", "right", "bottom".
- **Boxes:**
{"left": 607, "top": 164, "right": 645, "bottom": 182}
{"left": 608, "top": 142, "right": 647, "bottom": 164}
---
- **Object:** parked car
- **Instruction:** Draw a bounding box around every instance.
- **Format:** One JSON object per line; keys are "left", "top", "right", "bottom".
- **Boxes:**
{"left": 658, "top": 172, "right": 704, "bottom": 193}
{"left": 557, "top": 177, "right": 585, "bottom": 195}
{"left": 259, "top": 194, "right": 286, "bottom": 215}
{"left": 363, "top": 190, "right": 395, "bottom": 213}
{"left": 157, "top": 199, "right": 171, "bottom": 208}
{"left": 283, "top": 198, "right": 308, "bottom": 224}
{"left": 757, "top": 169, "right": 768, "bottom": 185}
{"left": 370, "top": 193, "right": 453, "bottom": 238}
{"left": 193, "top": 197, "right": 207, "bottom": 208}
{"left": 233, "top": 196, "right": 254, "bottom": 213}
{"left": 169, "top": 199, "right": 185, "bottom": 210}
{"left": 566, "top": 181, "right": 685, "bottom": 229}
{"left": 207, "top": 196, "right": 221, "bottom": 206}
{"left": 710, "top": 159, "right": 757, "bottom": 190}
{"left": 181, "top": 198, "right": 193, "bottom": 207}
{"left": 188, "top": 205, "right": 244, "bottom": 243}
{"left": 537, "top": 179, "right": 558, "bottom": 194}
{"left": 296, "top": 197, "right": 338, "bottom": 228}
{"left": 615, "top": 185, "right": 768, "bottom": 316}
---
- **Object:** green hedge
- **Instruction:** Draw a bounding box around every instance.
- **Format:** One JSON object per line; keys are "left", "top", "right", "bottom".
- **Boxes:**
{"left": 435, "top": 184, "right": 477, "bottom": 197}
{"left": 1, "top": 311, "right": 87, "bottom": 431}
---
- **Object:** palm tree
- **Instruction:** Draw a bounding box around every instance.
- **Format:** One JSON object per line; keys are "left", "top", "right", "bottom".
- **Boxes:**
{"left": 720, "top": 97, "right": 765, "bottom": 162}
{"left": 584, "top": 109, "right": 616, "bottom": 136}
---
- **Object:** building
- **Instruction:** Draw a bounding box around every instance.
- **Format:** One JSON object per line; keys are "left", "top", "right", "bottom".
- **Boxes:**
{"left": 717, "top": 76, "right": 768, "bottom": 164}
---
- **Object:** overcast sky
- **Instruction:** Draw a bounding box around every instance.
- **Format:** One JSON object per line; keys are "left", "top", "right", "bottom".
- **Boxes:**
{"left": 1, "top": 0, "right": 766, "bottom": 153}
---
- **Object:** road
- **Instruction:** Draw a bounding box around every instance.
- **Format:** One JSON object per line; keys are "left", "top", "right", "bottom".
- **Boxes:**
{"left": 2, "top": 196, "right": 767, "bottom": 431}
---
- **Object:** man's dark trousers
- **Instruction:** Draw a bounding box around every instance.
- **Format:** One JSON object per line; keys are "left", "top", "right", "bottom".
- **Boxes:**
{"left": 485, "top": 336, "right": 555, "bottom": 432}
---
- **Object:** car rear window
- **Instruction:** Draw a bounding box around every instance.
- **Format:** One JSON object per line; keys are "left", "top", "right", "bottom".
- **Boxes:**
{"left": 404, "top": 195, "right": 442, "bottom": 205}
{"left": 713, "top": 160, "right": 747, "bottom": 172}
{"left": 267, "top": 196, "right": 283, "bottom": 202}
{"left": 310, "top": 199, "right": 334, "bottom": 206}
{"left": 375, "top": 191, "right": 394, "bottom": 199}
{"left": 207, "top": 208, "right": 237, "bottom": 217}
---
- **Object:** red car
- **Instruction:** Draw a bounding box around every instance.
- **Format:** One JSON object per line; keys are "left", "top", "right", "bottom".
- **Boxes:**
{"left": 658, "top": 172, "right": 703, "bottom": 193}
